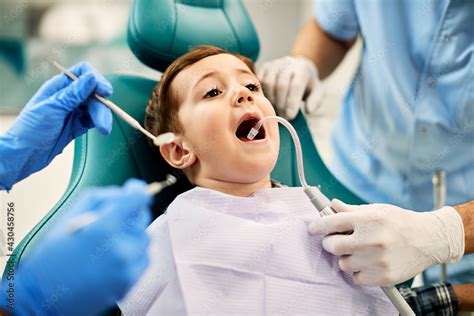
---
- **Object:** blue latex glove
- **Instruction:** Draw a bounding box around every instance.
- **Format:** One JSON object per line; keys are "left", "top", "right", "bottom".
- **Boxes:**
{"left": 0, "top": 62, "right": 113, "bottom": 190}
{"left": 6, "top": 179, "right": 152, "bottom": 315}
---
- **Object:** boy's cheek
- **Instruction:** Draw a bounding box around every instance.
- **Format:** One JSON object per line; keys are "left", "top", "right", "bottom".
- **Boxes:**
{"left": 262, "top": 99, "right": 277, "bottom": 116}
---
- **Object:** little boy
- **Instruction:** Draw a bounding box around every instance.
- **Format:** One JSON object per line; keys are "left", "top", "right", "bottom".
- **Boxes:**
{"left": 119, "top": 45, "right": 397, "bottom": 315}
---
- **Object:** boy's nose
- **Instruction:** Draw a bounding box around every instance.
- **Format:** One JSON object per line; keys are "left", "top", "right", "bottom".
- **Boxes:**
{"left": 238, "top": 95, "right": 254, "bottom": 103}
{"left": 235, "top": 90, "right": 254, "bottom": 106}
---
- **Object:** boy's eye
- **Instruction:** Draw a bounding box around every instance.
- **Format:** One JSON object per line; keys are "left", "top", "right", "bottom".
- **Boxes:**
{"left": 246, "top": 83, "right": 260, "bottom": 92}
{"left": 204, "top": 87, "right": 222, "bottom": 98}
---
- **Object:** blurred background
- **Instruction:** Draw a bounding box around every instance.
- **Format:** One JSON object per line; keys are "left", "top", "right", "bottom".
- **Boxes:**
{"left": 0, "top": 0, "right": 360, "bottom": 268}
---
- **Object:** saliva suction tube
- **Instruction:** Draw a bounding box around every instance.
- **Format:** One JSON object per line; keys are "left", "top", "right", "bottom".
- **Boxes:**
{"left": 247, "top": 116, "right": 415, "bottom": 316}
{"left": 247, "top": 116, "right": 331, "bottom": 213}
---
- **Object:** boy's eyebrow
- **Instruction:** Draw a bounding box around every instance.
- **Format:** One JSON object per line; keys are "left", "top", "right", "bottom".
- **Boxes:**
{"left": 192, "top": 68, "right": 254, "bottom": 90}
{"left": 192, "top": 71, "right": 217, "bottom": 90}
{"left": 236, "top": 68, "right": 254, "bottom": 76}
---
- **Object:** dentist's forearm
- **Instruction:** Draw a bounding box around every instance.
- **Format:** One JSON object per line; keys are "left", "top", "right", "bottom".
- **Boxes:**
{"left": 290, "top": 17, "right": 355, "bottom": 79}
{"left": 454, "top": 200, "right": 474, "bottom": 254}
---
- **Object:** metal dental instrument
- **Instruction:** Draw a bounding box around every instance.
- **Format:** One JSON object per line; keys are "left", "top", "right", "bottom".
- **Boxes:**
{"left": 433, "top": 170, "right": 448, "bottom": 283}
{"left": 248, "top": 116, "right": 415, "bottom": 316}
{"left": 52, "top": 61, "right": 175, "bottom": 147}
{"left": 67, "top": 175, "right": 177, "bottom": 233}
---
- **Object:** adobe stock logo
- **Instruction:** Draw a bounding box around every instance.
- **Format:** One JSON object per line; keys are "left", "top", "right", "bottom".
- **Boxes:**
{"left": 1, "top": 199, "right": 18, "bottom": 311}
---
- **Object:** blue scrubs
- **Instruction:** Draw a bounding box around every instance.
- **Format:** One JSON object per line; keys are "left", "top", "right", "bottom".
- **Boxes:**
{"left": 314, "top": 0, "right": 473, "bottom": 283}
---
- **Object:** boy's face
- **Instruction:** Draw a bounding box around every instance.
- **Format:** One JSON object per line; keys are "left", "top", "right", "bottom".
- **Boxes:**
{"left": 172, "top": 53, "right": 280, "bottom": 184}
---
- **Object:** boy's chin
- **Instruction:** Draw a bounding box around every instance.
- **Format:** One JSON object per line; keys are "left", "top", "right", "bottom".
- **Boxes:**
{"left": 229, "top": 169, "right": 275, "bottom": 185}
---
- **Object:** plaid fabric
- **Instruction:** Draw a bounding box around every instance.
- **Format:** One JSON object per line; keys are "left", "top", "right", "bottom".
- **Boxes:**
{"left": 399, "top": 283, "right": 458, "bottom": 315}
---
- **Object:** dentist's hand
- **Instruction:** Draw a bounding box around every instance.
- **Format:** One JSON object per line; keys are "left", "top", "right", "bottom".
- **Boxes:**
{"left": 0, "top": 62, "right": 112, "bottom": 190}
{"left": 308, "top": 199, "right": 465, "bottom": 286}
{"left": 258, "top": 56, "right": 324, "bottom": 120}
{"left": 11, "top": 179, "right": 152, "bottom": 316}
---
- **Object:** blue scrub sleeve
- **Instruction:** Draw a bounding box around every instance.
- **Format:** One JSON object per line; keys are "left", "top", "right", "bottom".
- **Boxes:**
{"left": 314, "top": 0, "right": 359, "bottom": 41}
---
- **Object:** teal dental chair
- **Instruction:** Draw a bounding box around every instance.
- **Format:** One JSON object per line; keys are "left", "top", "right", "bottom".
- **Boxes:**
{"left": 2, "top": 0, "right": 365, "bottom": 314}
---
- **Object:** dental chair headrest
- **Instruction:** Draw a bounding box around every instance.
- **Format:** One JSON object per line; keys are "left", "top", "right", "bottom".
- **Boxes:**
{"left": 128, "top": 0, "right": 260, "bottom": 72}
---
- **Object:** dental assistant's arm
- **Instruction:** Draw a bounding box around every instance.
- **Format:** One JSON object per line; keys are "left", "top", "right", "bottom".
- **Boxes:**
{"left": 308, "top": 199, "right": 468, "bottom": 286}
{"left": 455, "top": 284, "right": 474, "bottom": 311}
{"left": 258, "top": 17, "right": 355, "bottom": 119}
{"left": 290, "top": 18, "right": 355, "bottom": 80}
{"left": 0, "top": 62, "right": 112, "bottom": 191}
{"left": 454, "top": 200, "right": 473, "bottom": 253}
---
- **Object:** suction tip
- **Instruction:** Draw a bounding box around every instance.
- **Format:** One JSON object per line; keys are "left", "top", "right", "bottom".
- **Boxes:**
{"left": 247, "top": 127, "right": 259, "bottom": 140}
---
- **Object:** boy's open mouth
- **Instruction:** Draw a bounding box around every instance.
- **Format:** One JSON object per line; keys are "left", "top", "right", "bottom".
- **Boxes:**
{"left": 235, "top": 115, "right": 266, "bottom": 142}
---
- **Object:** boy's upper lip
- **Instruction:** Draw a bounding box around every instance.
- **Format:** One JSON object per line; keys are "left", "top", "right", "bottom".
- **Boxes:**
{"left": 236, "top": 111, "right": 262, "bottom": 130}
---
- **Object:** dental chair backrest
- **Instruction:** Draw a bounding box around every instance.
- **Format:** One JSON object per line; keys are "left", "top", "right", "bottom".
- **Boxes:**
{"left": 3, "top": 0, "right": 365, "bottom": 313}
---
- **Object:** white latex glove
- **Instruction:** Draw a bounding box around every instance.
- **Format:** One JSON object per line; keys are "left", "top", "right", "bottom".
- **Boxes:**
{"left": 258, "top": 56, "right": 324, "bottom": 120}
{"left": 308, "top": 199, "right": 465, "bottom": 286}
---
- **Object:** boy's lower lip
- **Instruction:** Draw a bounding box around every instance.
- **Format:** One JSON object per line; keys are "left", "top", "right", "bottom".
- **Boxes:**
{"left": 236, "top": 135, "right": 268, "bottom": 144}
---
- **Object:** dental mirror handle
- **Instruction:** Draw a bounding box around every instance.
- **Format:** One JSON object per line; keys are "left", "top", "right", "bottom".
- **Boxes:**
{"left": 93, "top": 94, "right": 156, "bottom": 140}
{"left": 52, "top": 61, "right": 156, "bottom": 142}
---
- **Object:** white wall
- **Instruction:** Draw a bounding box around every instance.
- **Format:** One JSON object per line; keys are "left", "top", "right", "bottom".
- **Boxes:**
{"left": 244, "top": 0, "right": 314, "bottom": 62}
{"left": 0, "top": 0, "right": 360, "bottom": 270}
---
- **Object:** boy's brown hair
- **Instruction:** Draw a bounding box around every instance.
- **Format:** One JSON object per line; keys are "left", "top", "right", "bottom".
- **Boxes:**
{"left": 144, "top": 45, "right": 256, "bottom": 146}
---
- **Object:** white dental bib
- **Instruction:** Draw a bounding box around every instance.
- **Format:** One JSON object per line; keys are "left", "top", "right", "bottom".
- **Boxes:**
{"left": 119, "top": 187, "right": 397, "bottom": 315}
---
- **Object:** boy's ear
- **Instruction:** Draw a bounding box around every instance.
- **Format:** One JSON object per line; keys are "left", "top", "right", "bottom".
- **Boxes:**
{"left": 159, "top": 136, "right": 196, "bottom": 169}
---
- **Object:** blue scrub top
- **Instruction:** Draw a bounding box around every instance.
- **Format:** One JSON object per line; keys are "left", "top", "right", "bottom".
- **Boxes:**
{"left": 314, "top": 0, "right": 473, "bottom": 283}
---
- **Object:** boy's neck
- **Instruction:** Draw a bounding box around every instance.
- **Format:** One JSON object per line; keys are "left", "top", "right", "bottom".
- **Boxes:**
{"left": 193, "top": 176, "right": 273, "bottom": 197}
